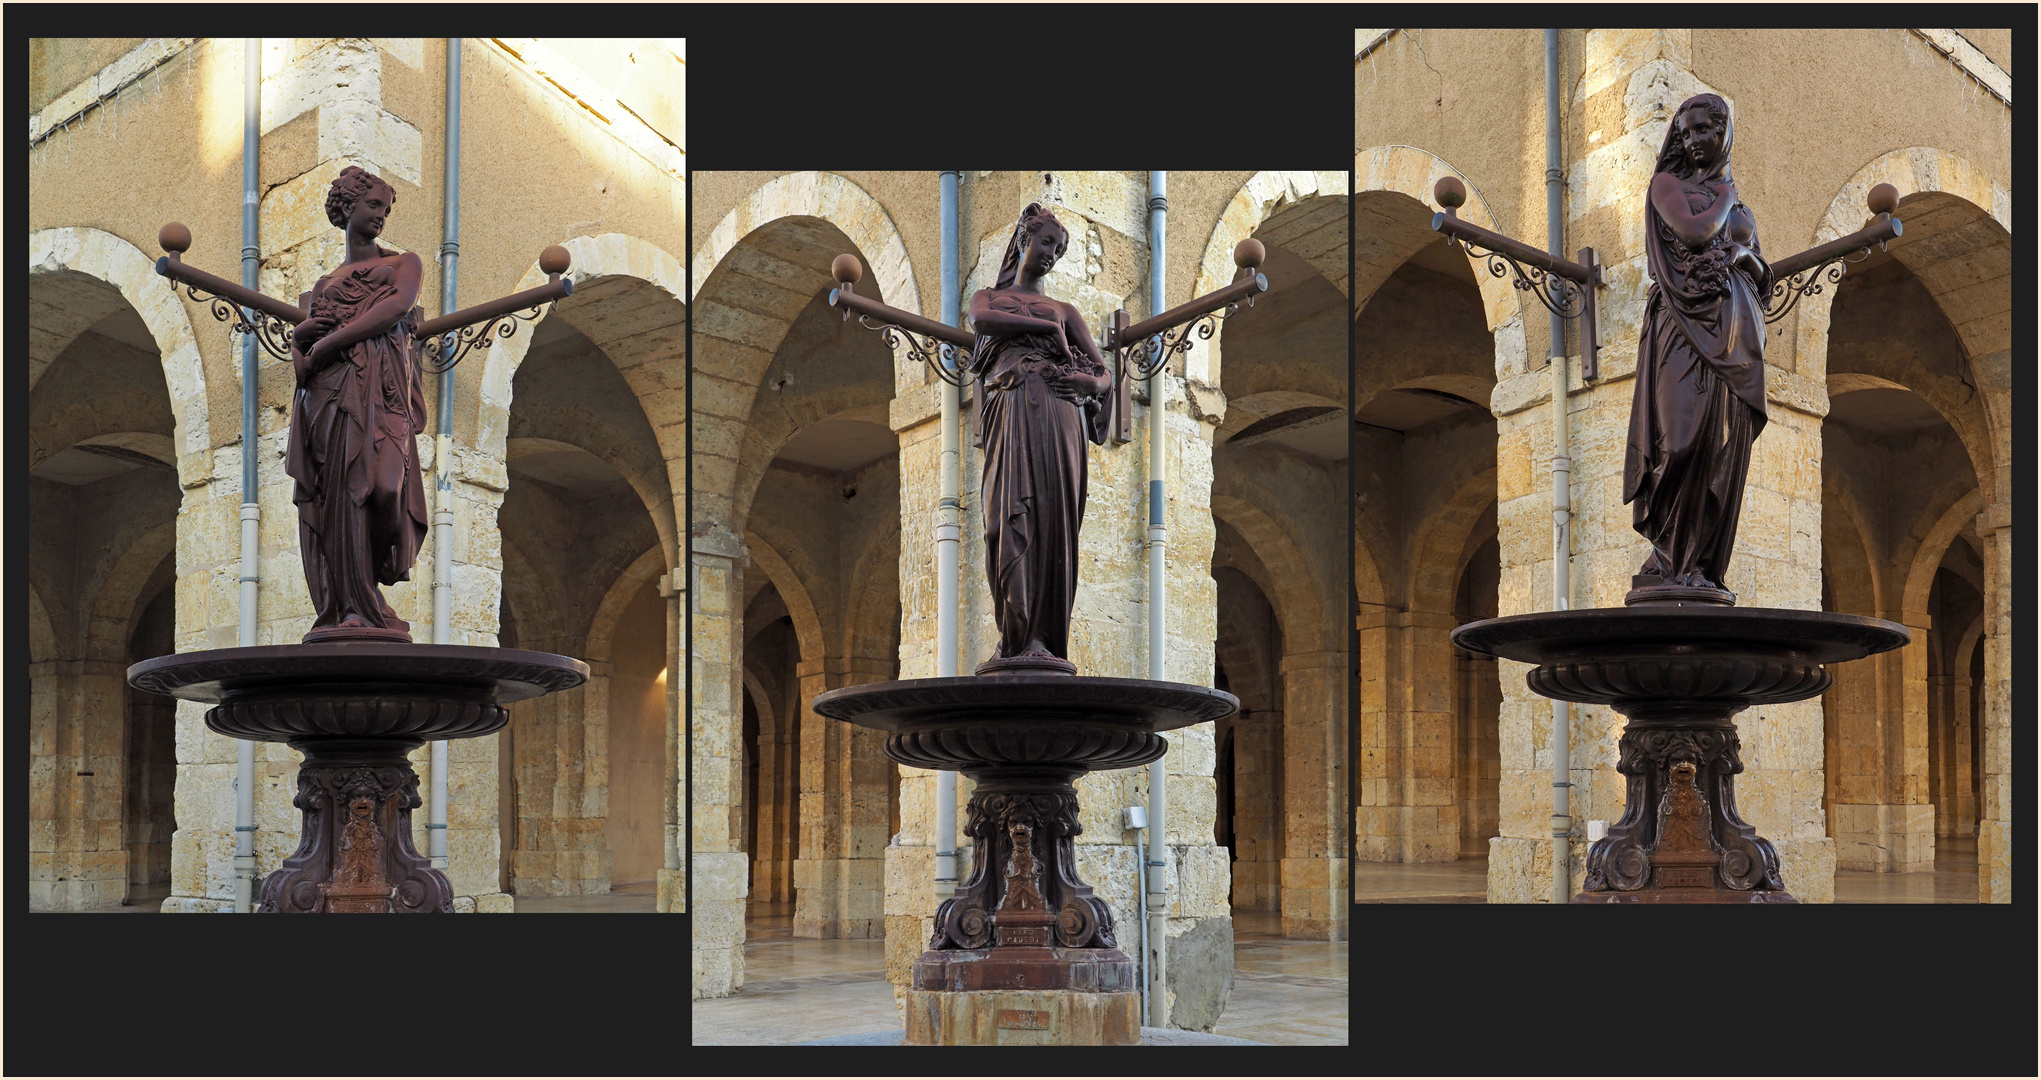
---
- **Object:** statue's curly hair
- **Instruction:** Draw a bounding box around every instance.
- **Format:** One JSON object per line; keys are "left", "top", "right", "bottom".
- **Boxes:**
{"left": 325, "top": 166, "right": 395, "bottom": 229}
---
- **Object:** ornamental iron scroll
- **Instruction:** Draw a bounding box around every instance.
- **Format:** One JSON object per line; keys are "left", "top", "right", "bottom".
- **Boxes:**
{"left": 418, "top": 302, "right": 550, "bottom": 374}
{"left": 1429, "top": 176, "right": 1604, "bottom": 380}
{"left": 827, "top": 253, "right": 979, "bottom": 387}
{"left": 1457, "top": 238, "right": 1589, "bottom": 321}
{"left": 189, "top": 284, "right": 299, "bottom": 363}
{"left": 1762, "top": 248, "right": 1867, "bottom": 324}
{"left": 1760, "top": 183, "right": 1904, "bottom": 324}
{"left": 1106, "top": 237, "right": 1269, "bottom": 382}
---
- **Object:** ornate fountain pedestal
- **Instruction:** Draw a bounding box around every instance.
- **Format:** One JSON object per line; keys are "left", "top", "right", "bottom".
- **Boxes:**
{"left": 814, "top": 674, "right": 1236, "bottom": 1045}
{"left": 128, "top": 643, "right": 587, "bottom": 913}
{"left": 1452, "top": 606, "right": 1907, "bottom": 903}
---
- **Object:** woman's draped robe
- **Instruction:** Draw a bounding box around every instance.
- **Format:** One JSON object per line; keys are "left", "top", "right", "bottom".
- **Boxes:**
{"left": 286, "top": 256, "right": 430, "bottom": 639}
{"left": 969, "top": 295, "right": 1111, "bottom": 663}
{"left": 1623, "top": 181, "right": 1772, "bottom": 591}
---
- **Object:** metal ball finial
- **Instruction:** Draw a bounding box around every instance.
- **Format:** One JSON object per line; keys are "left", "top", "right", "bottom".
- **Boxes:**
{"left": 539, "top": 245, "right": 571, "bottom": 276}
{"left": 159, "top": 222, "right": 192, "bottom": 254}
{"left": 1233, "top": 238, "right": 1265, "bottom": 270}
{"left": 1866, "top": 182, "right": 1900, "bottom": 216}
{"left": 1434, "top": 176, "right": 1467, "bottom": 210}
{"left": 832, "top": 254, "right": 863, "bottom": 286}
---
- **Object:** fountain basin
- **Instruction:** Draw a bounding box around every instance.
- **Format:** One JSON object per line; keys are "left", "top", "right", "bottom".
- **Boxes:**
{"left": 127, "top": 643, "right": 586, "bottom": 912}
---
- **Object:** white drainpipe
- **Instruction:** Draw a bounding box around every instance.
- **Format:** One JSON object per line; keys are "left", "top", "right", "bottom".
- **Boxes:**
{"left": 935, "top": 170, "right": 962, "bottom": 895}
{"left": 233, "top": 37, "right": 261, "bottom": 914}
{"left": 1546, "top": 27, "right": 1574, "bottom": 905}
{"left": 1145, "top": 170, "right": 1169, "bottom": 1026}
{"left": 427, "top": 38, "right": 462, "bottom": 874}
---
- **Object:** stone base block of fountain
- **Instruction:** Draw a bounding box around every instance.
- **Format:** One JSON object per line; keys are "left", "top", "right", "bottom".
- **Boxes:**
{"left": 904, "top": 985, "right": 1140, "bottom": 1047}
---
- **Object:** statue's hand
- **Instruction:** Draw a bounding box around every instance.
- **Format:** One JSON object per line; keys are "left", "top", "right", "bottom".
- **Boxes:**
{"left": 293, "top": 316, "right": 338, "bottom": 350}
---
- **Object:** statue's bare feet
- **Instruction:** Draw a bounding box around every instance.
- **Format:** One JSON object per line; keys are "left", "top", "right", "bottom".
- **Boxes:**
{"left": 1020, "top": 640, "right": 1055, "bottom": 659}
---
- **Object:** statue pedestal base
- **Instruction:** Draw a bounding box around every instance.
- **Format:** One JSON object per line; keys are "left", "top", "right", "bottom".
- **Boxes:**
{"left": 815, "top": 674, "right": 1236, "bottom": 1044}
{"left": 904, "top": 985, "right": 1140, "bottom": 1046}
{"left": 1453, "top": 607, "right": 1907, "bottom": 906}
{"left": 127, "top": 643, "right": 586, "bottom": 913}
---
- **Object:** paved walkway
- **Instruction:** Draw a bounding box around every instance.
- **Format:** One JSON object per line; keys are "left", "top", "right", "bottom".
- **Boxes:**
{"left": 1353, "top": 839, "right": 1983, "bottom": 903}
{"left": 692, "top": 903, "right": 1347, "bottom": 1045}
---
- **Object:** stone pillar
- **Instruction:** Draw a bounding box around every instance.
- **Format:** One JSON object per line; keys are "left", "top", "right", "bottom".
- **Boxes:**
{"left": 1975, "top": 505, "right": 2010, "bottom": 902}
{"left": 511, "top": 664, "right": 612, "bottom": 896}
{"left": 691, "top": 531, "right": 748, "bottom": 997}
{"left": 1361, "top": 612, "right": 1459, "bottom": 862}
{"left": 1231, "top": 710, "right": 1281, "bottom": 911}
{"left": 751, "top": 692, "right": 799, "bottom": 901}
{"left": 657, "top": 568, "right": 686, "bottom": 913}
{"left": 29, "top": 659, "right": 130, "bottom": 910}
{"left": 1278, "top": 652, "right": 1347, "bottom": 939}
{"left": 1833, "top": 612, "right": 1934, "bottom": 872}
{"left": 793, "top": 656, "right": 890, "bottom": 938}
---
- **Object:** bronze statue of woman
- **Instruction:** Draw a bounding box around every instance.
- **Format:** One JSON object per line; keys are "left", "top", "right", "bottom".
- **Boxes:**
{"left": 1624, "top": 93, "right": 1773, "bottom": 601}
{"left": 286, "top": 166, "right": 430, "bottom": 642}
{"left": 967, "top": 204, "right": 1114, "bottom": 673}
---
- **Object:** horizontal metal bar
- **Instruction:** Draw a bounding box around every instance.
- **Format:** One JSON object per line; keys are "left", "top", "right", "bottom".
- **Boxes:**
{"left": 414, "top": 276, "right": 572, "bottom": 339}
{"left": 1431, "top": 210, "right": 1594, "bottom": 284}
{"left": 156, "top": 254, "right": 307, "bottom": 324}
{"left": 828, "top": 287, "right": 976, "bottom": 349}
{"left": 1766, "top": 214, "right": 1902, "bottom": 282}
{"left": 1116, "top": 271, "right": 1266, "bottom": 346}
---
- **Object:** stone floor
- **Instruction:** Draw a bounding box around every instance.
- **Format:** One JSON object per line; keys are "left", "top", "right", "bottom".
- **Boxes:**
{"left": 692, "top": 902, "right": 1347, "bottom": 1045}
{"left": 514, "top": 879, "right": 658, "bottom": 912}
{"left": 1352, "top": 839, "right": 1983, "bottom": 903}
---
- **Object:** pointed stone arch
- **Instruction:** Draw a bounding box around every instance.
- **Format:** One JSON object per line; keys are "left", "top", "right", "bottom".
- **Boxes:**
{"left": 1190, "top": 170, "right": 1349, "bottom": 388}
{"left": 29, "top": 228, "right": 211, "bottom": 488}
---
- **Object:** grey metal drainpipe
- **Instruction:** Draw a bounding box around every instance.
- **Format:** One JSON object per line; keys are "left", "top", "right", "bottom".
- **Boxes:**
{"left": 934, "top": 170, "right": 962, "bottom": 897}
{"left": 1545, "top": 27, "right": 1575, "bottom": 905}
{"left": 425, "top": 39, "right": 461, "bottom": 874}
{"left": 1145, "top": 169, "right": 1169, "bottom": 1026}
{"left": 233, "top": 38, "right": 261, "bottom": 914}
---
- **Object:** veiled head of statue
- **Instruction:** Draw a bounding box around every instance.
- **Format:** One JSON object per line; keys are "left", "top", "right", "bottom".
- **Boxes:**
{"left": 997, "top": 203, "right": 1069, "bottom": 288}
{"left": 325, "top": 166, "right": 397, "bottom": 231}
{"left": 1656, "top": 94, "right": 1733, "bottom": 183}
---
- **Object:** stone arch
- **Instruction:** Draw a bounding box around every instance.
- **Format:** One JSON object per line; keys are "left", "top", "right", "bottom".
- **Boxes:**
{"left": 1190, "top": 170, "right": 1348, "bottom": 388}
{"left": 1409, "top": 468, "right": 1501, "bottom": 618}
{"left": 841, "top": 519, "right": 903, "bottom": 667}
{"left": 1210, "top": 495, "right": 1336, "bottom": 656}
{"left": 29, "top": 583, "right": 59, "bottom": 665}
{"left": 1802, "top": 148, "right": 2011, "bottom": 504}
{"left": 475, "top": 233, "right": 688, "bottom": 566}
{"left": 742, "top": 532, "right": 827, "bottom": 666}
{"left": 28, "top": 228, "right": 211, "bottom": 488}
{"left": 1820, "top": 487, "right": 1883, "bottom": 616}
{"left": 693, "top": 176, "right": 917, "bottom": 541}
{"left": 1353, "top": 146, "right": 1528, "bottom": 343}
{"left": 85, "top": 521, "right": 177, "bottom": 664}
{"left": 1900, "top": 487, "right": 1987, "bottom": 618}
{"left": 585, "top": 545, "right": 669, "bottom": 662}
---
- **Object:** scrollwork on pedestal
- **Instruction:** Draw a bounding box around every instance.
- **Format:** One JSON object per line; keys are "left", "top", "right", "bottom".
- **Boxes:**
{"left": 256, "top": 750, "right": 451, "bottom": 913}
{"left": 929, "top": 786, "right": 1117, "bottom": 951}
{"left": 1582, "top": 722, "right": 1783, "bottom": 894}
